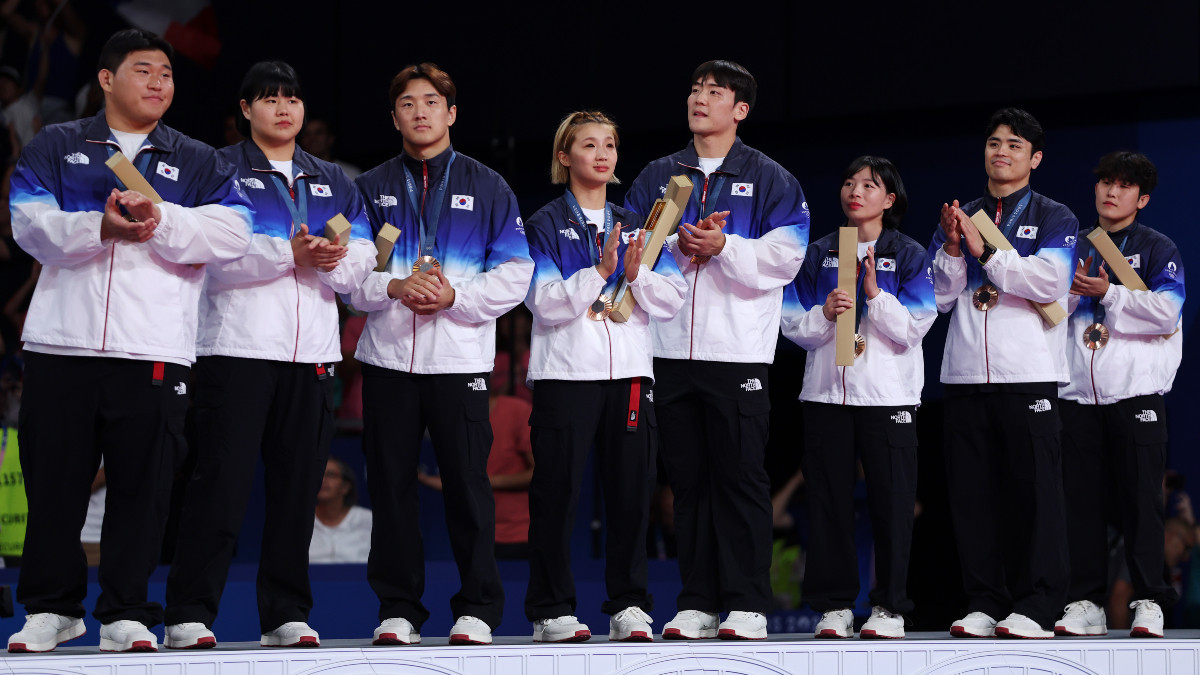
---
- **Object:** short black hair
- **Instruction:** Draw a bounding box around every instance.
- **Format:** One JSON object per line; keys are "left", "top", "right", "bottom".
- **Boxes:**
{"left": 389, "top": 63, "right": 456, "bottom": 110}
{"left": 1094, "top": 151, "right": 1158, "bottom": 196}
{"left": 236, "top": 61, "right": 304, "bottom": 138}
{"left": 691, "top": 60, "right": 756, "bottom": 112}
{"left": 329, "top": 457, "right": 359, "bottom": 509}
{"left": 842, "top": 155, "right": 908, "bottom": 230}
{"left": 97, "top": 28, "right": 174, "bottom": 75}
{"left": 985, "top": 107, "right": 1044, "bottom": 153}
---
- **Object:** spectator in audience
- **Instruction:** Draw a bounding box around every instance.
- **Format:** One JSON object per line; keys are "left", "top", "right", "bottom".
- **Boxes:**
{"left": 310, "top": 458, "right": 372, "bottom": 564}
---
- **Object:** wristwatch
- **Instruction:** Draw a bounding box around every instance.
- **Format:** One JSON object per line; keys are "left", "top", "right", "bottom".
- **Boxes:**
{"left": 977, "top": 244, "right": 997, "bottom": 266}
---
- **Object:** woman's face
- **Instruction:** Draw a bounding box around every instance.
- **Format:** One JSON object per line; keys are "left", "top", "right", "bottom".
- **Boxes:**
{"left": 840, "top": 166, "right": 895, "bottom": 227}
{"left": 559, "top": 123, "right": 617, "bottom": 189}
{"left": 242, "top": 90, "right": 304, "bottom": 148}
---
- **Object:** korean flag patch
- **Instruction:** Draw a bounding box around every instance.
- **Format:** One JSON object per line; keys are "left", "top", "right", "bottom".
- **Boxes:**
{"left": 1016, "top": 225, "right": 1038, "bottom": 239}
{"left": 1125, "top": 253, "right": 1141, "bottom": 269}
{"left": 876, "top": 257, "right": 896, "bottom": 271}
{"left": 731, "top": 182, "right": 754, "bottom": 197}
{"left": 156, "top": 162, "right": 179, "bottom": 181}
{"left": 451, "top": 195, "right": 474, "bottom": 211}
{"left": 309, "top": 184, "right": 332, "bottom": 197}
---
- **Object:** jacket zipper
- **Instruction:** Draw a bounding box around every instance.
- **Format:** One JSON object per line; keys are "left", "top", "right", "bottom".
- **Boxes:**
{"left": 1090, "top": 348, "right": 1098, "bottom": 404}
{"left": 288, "top": 182, "right": 301, "bottom": 362}
{"left": 841, "top": 366, "right": 847, "bottom": 405}
{"left": 101, "top": 247, "right": 115, "bottom": 349}
{"left": 604, "top": 319, "right": 613, "bottom": 379}
{"left": 688, "top": 174, "right": 712, "bottom": 361}
{"left": 984, "top": 310, "right": 991, "bottom": 383}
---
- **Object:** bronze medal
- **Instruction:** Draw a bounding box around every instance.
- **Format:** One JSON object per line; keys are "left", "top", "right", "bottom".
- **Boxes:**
{"left": 690, "top": 254, "right": 712, "bottom": 265}
{"left": 853, "top": 333, "right": 866, "bottom": 358}
{"left": 587, "top": 294, "right": 612, "bottom": 321}
{"left": 1083, "top": 322, "right": 1109, "bottom": 350}
{"left": 972, "top": 284, "right": 999, "bottom": 311}
{"left": 412, "top": 255, "right": 441, "bottom": 275}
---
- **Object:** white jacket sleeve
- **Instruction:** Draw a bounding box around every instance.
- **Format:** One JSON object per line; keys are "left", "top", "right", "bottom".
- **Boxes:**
{"left": 711, "top": 227, "right": 806, "bottom": 292}
{"left": 1101, "top": 284, "right": 1184, "bottom": 335}
{"left": 933, "top": 246, "right": 967, "bottom": 312}
{"left": 981, "top": 247, "right": 1072, "bottom": 304}
{"left": 866, "top": 290, "right": 936, "bottom": 350}
{"left": 627, "top": 266, "right": 687, "bottom": 320}
{"left": 147, "top": 202, "right": 252, "bottom": 265}
{"left": 528, "top": 264, "right": 607, "bottom": 327}
{"left": 11, "top": 200, "right": 108, "bottom": 268}
{"left": 206, "top": 233, "right": 293, "bottom": 284}
{"left": 442, "top": 258, "right": 535, "bottom": 323}
{"left": 349, "top": 271, "right": 396, "bottom": 312}
{"left": 318, "top": 238, "right": 376, "bottom": 294}
{"left": 781, "top": 303, "right": 836, "bottom": 351}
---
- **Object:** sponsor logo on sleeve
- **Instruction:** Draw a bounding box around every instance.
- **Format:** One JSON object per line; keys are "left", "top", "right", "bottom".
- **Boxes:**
{"left": 515, "top": 217, "right": 525, "bottom": 235}
{"left": 1016, "top": 225, "right": 1038, "bottom": 239}
{"left": 157, "top": 162, "right": 180, "bottom": 181}
{"left": 731, "top": 182, "right": 754, "bottom": 197}
{"left": 451, "top": 194, "right": 474, "bottom": 210}
{"left": 1167, "top": 261, "right": 1178, "bottom": 279}
{"left": 309, "top": 184, "right": 332, "bottom": 197}
{"left": 1064, "top": 235, "right": 1077, "bottom": 247}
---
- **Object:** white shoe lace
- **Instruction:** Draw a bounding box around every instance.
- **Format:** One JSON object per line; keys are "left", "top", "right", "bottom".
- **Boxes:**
{"left": 872, "top": 607, "right": 898, "bottom": 620}
{"left": 613, "top": 607, "right": 652, "bottom": 625}
{"left": 726, "top": 611, "right": 764, "bottom": 621}
{"left": 544, "top": 615, "right": 581, "bottom": 626}
{"left": 1129, "top": 599, "right": 1162, "bottom": 616}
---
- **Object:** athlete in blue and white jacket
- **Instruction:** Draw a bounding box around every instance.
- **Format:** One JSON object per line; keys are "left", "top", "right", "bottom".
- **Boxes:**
{"left": 523, "top": 112, "right": 686, "bottom": 644}
{"left": 1055, "top": 152, "right": 1183, "bottom": 640}
{"left": 780, "top": 156, "right": 934, "bottom": 639}
{"left": 163, "top": 62, "right": 376, "bottom": 651}
{"left": 348, "top": 64, "right": 531, "bottom": 647}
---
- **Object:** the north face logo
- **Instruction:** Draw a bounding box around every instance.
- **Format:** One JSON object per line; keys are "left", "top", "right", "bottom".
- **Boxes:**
{"left": 559, "top": 228, "right": 580, "bottom": 241}
{"left": 240, "top": 177, "right": 265, "bottom": 189}
{"left": 64, "top": 152, "right": 89, "bottom": 165}
{"left": 174, "top": 382, "right": 187, "bottom": 396}
{"left": 740, "top": 378, "right": 762, "bottom": 392}
{"left": 1135, "top": 410, "right": 1158, "bottom": 422}
{"left": 468, "top": 378, "right": 487, "bottom": 391}
{"left": 891, "top": 411, "right": 912, "bottom": 424}
{"left": 1029, "top": 399, "right": 1052, "bottom": 413}
{"left": 376, "top": 195, "right": 398, "bottom": 207}
{"left": 822, "top": 257, "right": 838, "bottom": 268}
{"left": 645, "top": 390, "right": 654, "bottom": 403}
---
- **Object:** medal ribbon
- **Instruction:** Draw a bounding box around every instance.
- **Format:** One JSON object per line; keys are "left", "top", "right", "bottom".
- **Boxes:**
{"left": 402, "top": 152, "right": 457, "bottom": 261}
{"left": 969, "top": 190, "right": 1033, "bottom": 287}
{"left": 563, "top": 190, "right": 613, "bottom": 266}
{"left": 694, "top": 172, "right": 727, "bottom": 220}
{"left": 269, "top": 168, "right": 308, "bottom": 238}
{"left": 854, "top": 252, "right": 869, "bottom": 334}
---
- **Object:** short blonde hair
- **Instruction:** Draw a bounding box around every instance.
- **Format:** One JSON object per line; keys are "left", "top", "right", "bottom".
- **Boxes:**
{"left": 550, "top": 111, "right": 620, "bottom": 185}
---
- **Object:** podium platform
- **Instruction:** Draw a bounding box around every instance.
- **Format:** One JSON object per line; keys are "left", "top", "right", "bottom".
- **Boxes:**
{"left": 2, "top": 633, "right": 1198, "bottom": 675}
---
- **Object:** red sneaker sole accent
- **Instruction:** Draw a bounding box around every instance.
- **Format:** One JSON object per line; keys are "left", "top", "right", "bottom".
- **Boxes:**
{"left": 1054, "top": 627, "right": 1107, "bottom": 637}
{"left": 7, "top": 644, "right": 34, "bottom": 653}
{"left": 718, "top": 629, "right": 765, "bottom": 640}
{"left": 295, "top": 636, "right": 319, "bottom": 647}
{"left": 995, "top": 627, "right": 1052, "bottom": 639}
{"left": 615, "top": 631, "right": 652, "bottom": 642}
{"left": 186, "top": 637, "right": 217, "bottom": 649}
{"left": 817, "top": 629, "right": 849, "bottom": 639}
{"left": 449, "top": 634, "right": 489, "bottom": 645}
{"left": 128, "top": 641, "right": 157, "bottom": 652}
{"left": 860, "top": 630, "right": 902, "bottom": 639}
{"left": 373, "top": 634, "right": 417, "bottom": 645}
{"left": 950, "top": 626, "right": 991, "bottom": 638}
{"left": 1130, "top": 628, "right": 1163, "bottom": 638}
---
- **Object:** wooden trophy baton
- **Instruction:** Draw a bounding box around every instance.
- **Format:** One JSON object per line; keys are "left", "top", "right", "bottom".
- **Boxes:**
{"left": 609, "top": 175, "right": 693, "bottom": 323}
{"left": 105, "top": 154, "right": 163, "bottom": 203}
{"left": 968, "top": 210, "right": 1067, "bottom": 326}
{"left": 834, "top": 227, "right": 858, "bottom": 366}
{"left": 324, "top": 213, "right": 352, "bottom": 246}
{"left": 374, "top": 223, "right": 401, "bottom": 272}
{"left": 1087, "top": 227, "right": 1176, "bottom": 338}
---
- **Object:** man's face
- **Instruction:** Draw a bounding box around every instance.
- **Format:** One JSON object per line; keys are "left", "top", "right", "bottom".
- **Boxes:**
{"left": 1095, "top": 177, "right": 1149, "bottom": 225}
{"left": 687, "top": 75, "right": 747, "bottom": 139}
{"left": 391, "top": 78, "right": 455, "bottom": 152}
{"left": 300, "top": 119, "right": 333, "bottom": 157}
{"left": 984, "top": 124, "right": 1042, "bottom": 185}
{"left": 99, "top": 49, "right": 174, "bottom": 128}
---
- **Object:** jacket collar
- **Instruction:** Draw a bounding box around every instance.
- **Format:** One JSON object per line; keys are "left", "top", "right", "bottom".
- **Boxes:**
{"left": 241, "top": 139, "right": 321, "bottom": 179}
{"left": 673, "top": 137, "right": 748, "bottom": 177}
{"left": 84, "top": 108, "right": 177, "bottom": 153}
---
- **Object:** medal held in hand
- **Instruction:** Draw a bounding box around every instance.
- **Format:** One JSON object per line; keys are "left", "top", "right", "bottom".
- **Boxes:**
{"left": 412, "top": 255, "right": 441, "bottom": 275}
{"left": 853, "top": 333, "right": 866, "bottom": 358}
{"left": 1083, "top": 322, "right": 1109, "bottom": 350}
{"left": 972, "top": 283, "right": 999, "bottom": 311}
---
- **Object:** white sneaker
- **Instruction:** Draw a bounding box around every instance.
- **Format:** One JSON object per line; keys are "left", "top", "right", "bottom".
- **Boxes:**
{"left": 164, "top": 622, "right": 216, "bottom": 649}
{"left": 1130, "top": 599, "right": 1164, "bottom": 638}
{"left": 995, "top": 613, "right": 1054, "bottom": 639}
{"left": 718, "top": 610, "right": 767, "bottom": 640}
{"left": 373, "top": 617, "right": 420, "bottom": 645}
{"left": 814, "top": 608, "right": 853, "bottom": 639}
{"left": 7, "top": 613, "right": 85, "bottom": 652}
{"left": 260, "top": 621, "right": 319, "bottom": 647}
{"left": 950, "top": 611, "right": 997, "bottom": 637}
{"left": 99, "top": 620, "right": 158, "bottom": 652}
{"left": 449, "top": 616, "right": 491, "bottom": 645}
{"left": 532, "top": 615, "right": 590, "bottom": 643}
{"left": 861, "top": 606, "right": 905, "bottom": 639}
{"left": 609, "top": 607, "right": 653, "bottom": 642}
{"left": 662, "top": 609, "right": 719, "bottom": 639}
{"left": 1055, "top": 600, "right": 1107, "bottom": 636}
